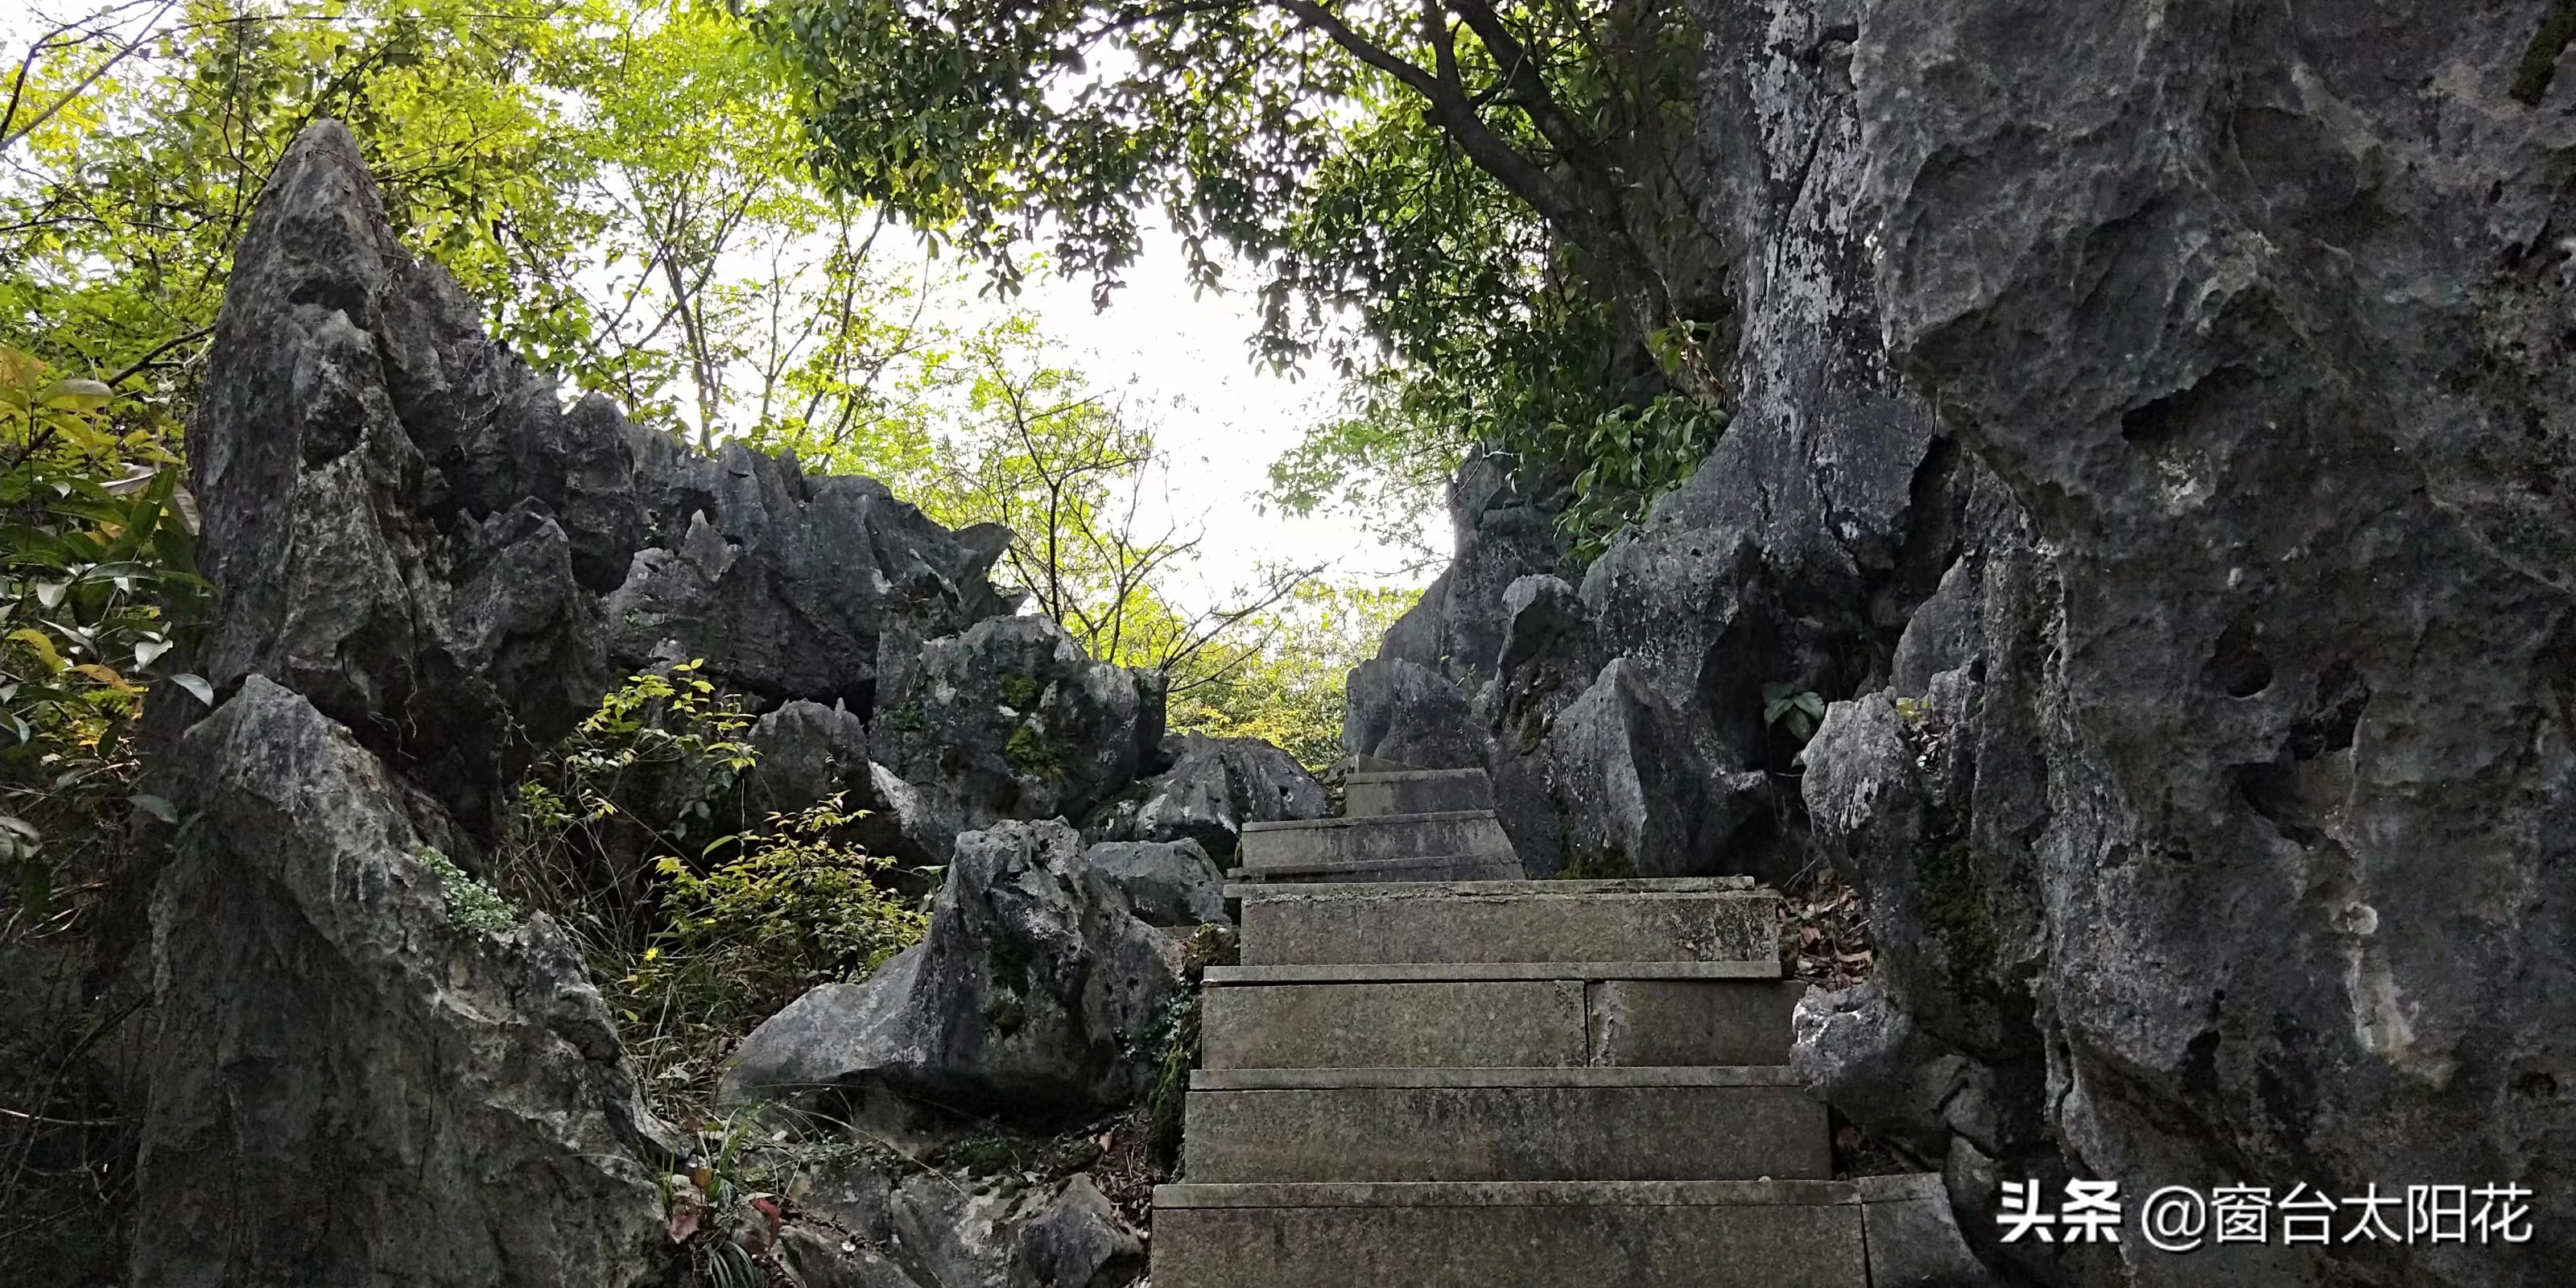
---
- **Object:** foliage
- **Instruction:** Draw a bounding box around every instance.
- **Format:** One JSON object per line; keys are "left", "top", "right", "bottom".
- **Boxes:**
{"left": 1761, "top": 682, "right": 1826, "bottom": 745}
{"left": 619, "top": 796, "right": 927, "bottom": 1108}
{"left": 1137, "top": 980, "right": 1199, "bottom": 1168}
{"left": 753, "top": 0, "right": 1732, "bottom": 555}
{"left": 1550, "top": 392, "right": 1724, "bottom": 559}
{"left": 414, "top": 844, "right": 520, "bottom": 935}
{"left": 0, "top": 346, "right": 209, "bottom": 924}
{"left": 641, "top": 796, "right": 923, "bottom": 1012}
{"left": 500, "top": 666, "right": 926, "bottom": 1113}
{"left": 770, "top": 317, "right": 1325, "bottom": 704}
{"left": 0, "top": 0, "right": 1064, "bottom": 452}
{"left": 506, "top": 659, "right": 760, "bottom": 954}
{"left": 1173, "top": 580, "right": 1419, "bottom": 770}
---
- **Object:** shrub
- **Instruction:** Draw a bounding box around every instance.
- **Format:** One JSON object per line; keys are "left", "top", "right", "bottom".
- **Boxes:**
{"left": 629, "top": 795, "right": 926, "bottom": 1025}
{"left": 605, "top": 795, "right": 927, "bottom": 1114}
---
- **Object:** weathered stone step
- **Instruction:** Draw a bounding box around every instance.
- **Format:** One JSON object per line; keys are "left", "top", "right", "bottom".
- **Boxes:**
{"left": 1180, "top": 1067, "right": 1828, "bottom": 1183}
{"left": 1235, "top": 810, "right": 1513, "bottom": 873}
{"left": 1149, "top": 1180, "right": 1867, "bottom": 1288}
{"left": 1231, "top": 878, "right": 1775, "bottom": 965}
{"left": 1199, "top": 972, "right": 1805, "bottom": 1070}
{"left": 1227, "top": 851, "right": 1524, "bottom": 885}
{"left": 1342, "top": 767, "right": 1493, "bottom": 817}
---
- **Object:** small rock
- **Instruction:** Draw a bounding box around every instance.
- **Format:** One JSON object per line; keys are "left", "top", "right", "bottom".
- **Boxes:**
{"left": 1013, "top": 1174, "right": 1144, "bottom": 1288}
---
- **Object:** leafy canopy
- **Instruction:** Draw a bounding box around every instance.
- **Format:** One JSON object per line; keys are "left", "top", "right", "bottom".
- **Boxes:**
{"left": 751, "top": 0, "right": 1733, "bottom": 553}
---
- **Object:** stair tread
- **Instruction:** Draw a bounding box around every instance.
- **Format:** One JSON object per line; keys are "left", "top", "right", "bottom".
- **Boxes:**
{"left": 1206, "top": 960, "right": 1781, "bottom": 984}
{"left": 1241, "top": 807, "right": 1500, "bottom": 832}
{"left": 1190, "top": 1064, "right": 1800, "bottom": 1090}
{"left": 1155, "top": 1179, "right": 1860, "bottom": 1208}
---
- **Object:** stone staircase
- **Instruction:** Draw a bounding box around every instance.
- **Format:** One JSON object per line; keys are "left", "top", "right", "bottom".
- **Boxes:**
{"left": 1149, "top": 766, "right": 1918, "bottom": 1287}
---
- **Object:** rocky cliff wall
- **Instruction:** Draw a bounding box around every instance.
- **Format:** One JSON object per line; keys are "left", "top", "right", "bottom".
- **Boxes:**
{"left": 1353, "top": 2, "right": 2576, "bottom": 1285}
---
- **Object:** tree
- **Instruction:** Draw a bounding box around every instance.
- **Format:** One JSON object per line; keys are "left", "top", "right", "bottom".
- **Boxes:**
{"left": 770, "top": 316, "right": 1319, "bottom": 703}
{"left": 1174, "top": 579, "right": 1419, "bottom": 769}
{"left": 749, "top": 0, "right": 1732, "bottom": 550}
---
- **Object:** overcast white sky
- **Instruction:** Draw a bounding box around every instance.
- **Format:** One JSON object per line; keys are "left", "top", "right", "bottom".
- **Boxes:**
{"left": 1006, "top": 237, "right": 1442, "bottom": 609}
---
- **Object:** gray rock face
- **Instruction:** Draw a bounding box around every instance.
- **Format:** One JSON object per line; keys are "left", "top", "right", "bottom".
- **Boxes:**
{"left": 134, "top": 678, "right": 667, "bottom": 1287}
{"left": 1078, "top": 839, "right": 1228, "bottom": 927}
{"left": 1335, "top": 0, "right": 1963, "bottom": 875}
{"left": 136, "top": 118, "right": 1282, "bottom": 1288}
{"left": 185, "top": 121, "right": 626, "bottom": 837}
{"left": 1841, "top": 3, "right": 2576, "bottom": 1282}
{"left": 1087, "top": 732, "right": 1327, "bottom": 858}
{"left": 1535, "top": 658, "right": 1772, "bottom": 879}
{"left": 603, "top": 441, "right": 1016, "bottom": 708}
{"left": 1346, "top": 2, "right": 2576, "bottom": 1284}
{"left": 184, "top": 121, "right": 1042, "bottom": 846}
{"left": 720, "top": 820, "right": 1183, "bottom": 1116}
{"left": 871, "top": 617, "right": 1170, "bottom": 860}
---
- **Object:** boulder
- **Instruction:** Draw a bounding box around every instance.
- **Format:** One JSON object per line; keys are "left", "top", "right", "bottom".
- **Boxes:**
{"left": 870, "top": 619, "right": 1168, "bottom": 857}
{"left": 602, "top": 443, "right": 1016, "bottom": 708}
{"left": 1087, "top": 733, "right": 1327, "bottom": 859}
{"left": 179, "top": 118, "right": 1035, "bottom": 848}
{"left": 720, "top": 820, "right": 1183, "bottom": 1116}
{"left": 1076, "top": 839, "right": 1227, "bottom": 927}
{"left": 1340, "top": 656, "right": 1482, "bottom": 770}
{"left": 1011, "top": 1174, "right": 1144, "bottom": 1288}
{"left": 1533, "top": 658, "right": 1773, "bottom": 879}
{"left": 134, "top": 678, "right": 667, "bottom": 1287}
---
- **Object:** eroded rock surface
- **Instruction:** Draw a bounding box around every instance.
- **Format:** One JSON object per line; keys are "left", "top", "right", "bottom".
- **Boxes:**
{"left": 135, "top": 678, "right": 669, "bottom": 1287}
{"left": 720, "top": 819, "right": 1183, "bottom": 1117}
{"left": 1347, "top": 3, "right": 2576, "bottom": 1285}
{"left": 1085, "top": 731, "right": 1327, "bottom": 859}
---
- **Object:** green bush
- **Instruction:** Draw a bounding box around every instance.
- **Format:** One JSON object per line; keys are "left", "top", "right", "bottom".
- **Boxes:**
{"left": 629, "top": 795, "right": 927, "bottom": 1026}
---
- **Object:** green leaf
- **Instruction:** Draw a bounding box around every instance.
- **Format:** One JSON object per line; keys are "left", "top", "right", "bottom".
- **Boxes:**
{"left": 170, "top": 672, "right": 215, "bottom": 706}
{"left": 129, "top": 793, "right": 180, "bottom": 824}
{"left": 8, "top": 628, "right": 65, "bottom": 673}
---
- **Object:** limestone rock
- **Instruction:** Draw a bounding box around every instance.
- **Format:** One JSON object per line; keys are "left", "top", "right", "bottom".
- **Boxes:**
{"left": 185, "top": 120, "right": 627, "bottom": 836}
{"left": 1340, "top": 656, "right": 1482, "bottom": 771}
{"left": 1078, "top": 839, "right": 1228, "bottom": 927}
{"left": 1850, "top": 2, "right": 2576, "bottom": 1280}
{"left": 1534, "top": 658, "right": 1772, "bottom": 879}
{"left": 603, "top": 440, "right": 1015, "bottom": 708}
{"left": 1011, "top": 1174, "right": 1144, "bottom": 1288}
{"left": 1088, "top": 733, "right": 1327, "bottom": 859}
{"left": 871, "top": 618, "right": 1168, "bottom": 858}
{"left": 720, "top": 820, "right": 1183, "bottom": 1116}
{"left": 133, "top": 678, "right": 667, "bottom": 1287}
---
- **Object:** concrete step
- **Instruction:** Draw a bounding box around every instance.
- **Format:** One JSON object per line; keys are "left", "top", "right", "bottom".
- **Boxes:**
{"left": 1149, "top": 1180, "right": 1867, "bottom": 1288}
{"left": 1181, "top": 1067, "right": 1829, "bottom": 1183}
{"left": 1226, "top": 851, "right": 1525, "bottom": 885}
{"left": 1236, "top": 810, "right": 1513, "bottom": 873}
{"left": 1232, "top": 878, "right": 1776, "bottom": 966}
{"left": 1343, "top": 767, "right": 1493, "bottom": 817}
{"left": 1199, "top": 968, "right": 1804, "bottom": 1070}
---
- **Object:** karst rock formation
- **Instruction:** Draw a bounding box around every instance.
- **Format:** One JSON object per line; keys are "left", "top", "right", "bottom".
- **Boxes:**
{"left": 68, "top": 2, "right": 2576, "bottom": 1284}
{"left": 1350, "top": 3, "right": 2576, "bottom": 1286}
